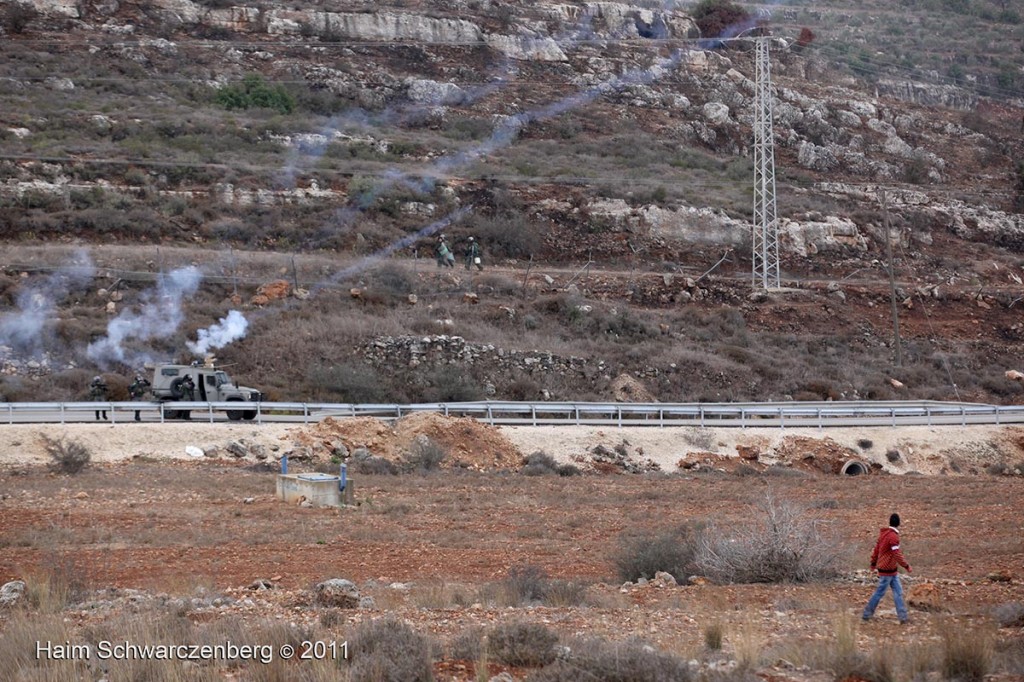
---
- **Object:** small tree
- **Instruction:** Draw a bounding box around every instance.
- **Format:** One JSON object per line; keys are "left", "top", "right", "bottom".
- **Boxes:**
{"left": 42, "top": 436, "right": 91, "bottom": 474}
{"left": 1, "top": 3, "right": 39, "bottom": 34}
{"left": 689, "top": 0, "right": 753, "bottom": 39}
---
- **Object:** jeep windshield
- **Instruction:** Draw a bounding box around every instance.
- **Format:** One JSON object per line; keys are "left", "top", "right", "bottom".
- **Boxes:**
{"left": 214, "top": 371, "right": 231, "bottom": 387}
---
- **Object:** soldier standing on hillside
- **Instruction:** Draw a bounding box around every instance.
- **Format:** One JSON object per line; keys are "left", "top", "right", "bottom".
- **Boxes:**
{"left": 88, "top": 375, "right": 109, "bottom": 421}
{"left": 435, "top": 235, "right": 455, "bottom": 269}
{"left": 464, "top": 236, "right": 483, "bottom": 271}
{"left": 128, "top": 373, "right": 151, "bottom": 422}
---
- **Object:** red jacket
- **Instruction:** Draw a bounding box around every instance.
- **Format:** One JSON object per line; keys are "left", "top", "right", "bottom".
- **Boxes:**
{"left": 870, "top": 526, "right": 910, "bottom": 575}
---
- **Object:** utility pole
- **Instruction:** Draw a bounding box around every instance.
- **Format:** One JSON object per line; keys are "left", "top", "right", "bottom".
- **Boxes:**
{"left": 752, "top": 37, "right": 780, "bottom": 290}
{"left": 880, "top": 189, "right": 902, "bottom": 367}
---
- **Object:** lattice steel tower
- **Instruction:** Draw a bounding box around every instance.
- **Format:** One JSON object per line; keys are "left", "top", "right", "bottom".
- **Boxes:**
{"left": 752, "top": 37, "right": 780, "bottom": 290}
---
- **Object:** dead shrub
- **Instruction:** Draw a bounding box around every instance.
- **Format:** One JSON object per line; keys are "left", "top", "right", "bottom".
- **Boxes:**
{"left": 403, "top": 437, "right": 447, "bottom": 472}
{"left": 345, "top": 617, "right": 435, "bottom": 682}
{"left": 612, "top": 522, "right": 703, "bottom": 584}
{"left": 42, "top": 435, "right": 91, "bottom": 474}
{"left": 703, "top": 621, "right": 724, "bottom": 650}
{"left": 521, "top": 451, "right": 580, "bottom": 477}
{"left": 858, "top": 438, "right": 874, "bottom": 450}
{"left": 351, "top": 455, "right": 399, "bottom": 476}
{"left": 488, "top": 621, "right": 558, "bottom": 667}
{"left": 941, "top": 624, "right": 993, "bottom": 682}
{"left": 500, "top": 564, "right": 549, "bottom": 605}
{"left": 696, "top": 493, "right": 841, "bottom": 583}
{"left": 23, "top": 553, "right": 87, "bottom": 612}
{"left": 528, "top": 636, "right": 692, "bottom": 681}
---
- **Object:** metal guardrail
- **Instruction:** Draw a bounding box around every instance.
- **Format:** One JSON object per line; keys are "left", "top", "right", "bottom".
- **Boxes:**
{"left": 1, "top": 399, "right": 1023, "bottom": 428}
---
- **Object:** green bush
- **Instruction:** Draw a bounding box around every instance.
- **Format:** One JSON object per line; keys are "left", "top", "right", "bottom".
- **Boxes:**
{"left": 215, "top": 75, "right": 295, "bottom": 114}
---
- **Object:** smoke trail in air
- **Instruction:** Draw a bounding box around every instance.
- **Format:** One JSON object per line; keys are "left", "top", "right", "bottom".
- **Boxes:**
{"left": 187, "top": 309, "right": 249, "bottom": 357}
{"left": 0, "top": 250, "right": 95, "bottom": 358}
{"left": 86, "top": 266, "right": 202, "bottom": 368}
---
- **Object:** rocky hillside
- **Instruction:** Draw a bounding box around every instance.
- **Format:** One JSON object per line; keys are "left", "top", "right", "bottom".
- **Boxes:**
{"left": 1, "top": 0, "right": 1023, "bottom": 404}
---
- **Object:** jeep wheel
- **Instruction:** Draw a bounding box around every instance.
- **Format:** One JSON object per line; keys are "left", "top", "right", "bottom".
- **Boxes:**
{"left": 226, "top": 399, "right": 244, "bottom": 421}
{"left": 242, "top": 410, "right": 257, "bottom": 420}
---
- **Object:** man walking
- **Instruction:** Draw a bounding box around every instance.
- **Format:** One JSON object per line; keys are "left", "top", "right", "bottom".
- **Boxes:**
{"left": 862, "top": 513, "right": 912, "bottom": 624}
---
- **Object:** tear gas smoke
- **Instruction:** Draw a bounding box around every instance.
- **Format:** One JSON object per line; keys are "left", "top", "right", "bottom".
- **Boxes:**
{"left": 86, "top": 266, "right": 202, "bottom": 368}
{"left": 187, "top": 309, "right": 248, "bottom": 357}
{"left": 0, "top": 250, "right": 95, "bottom": 357}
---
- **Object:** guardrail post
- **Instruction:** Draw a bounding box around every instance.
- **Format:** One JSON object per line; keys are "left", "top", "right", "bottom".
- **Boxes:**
{"left": 779, "top": 407, "right": 784, "bottom": 430}
{"left": 740, "top": 408, "right": 745, "bottom": 429}
{"left": 59, "top": 403, "right": 64, "bottom": 425}
{"left": 532, "top": 405, "right": 537, "bottom": 427}
{"left": 891, "top": 408, "right": 896, "bottom": 428}
{"left": 699, "top": 406, "right": 705, "bottom": 428}
{"left": 110, "top": 403, "right": 115, "bottom": 425}
{"left": 659, "top": 408, "right": 663, "bottom": 428}
{"left": 817, "top": 407, "right": 823, "bottom": 431}
{"left": 961, "top": 406, "right": 965, "bottom": 427}
{"left": 574, "top": 406, "right": 579, "bottom": 425}
{"left": 486, "top": 403, "right": 493, "bottom": 425}
{"left": 444, "top": 404, "right": 449, "bottom": 417}
{"left": 995, "top": 407, "right": 1000, "bottom": 426}
{"left": 160, "top": 403, "right": 165, "bottom": 424}
{"left": 257, "top": 402, "right": 263, "bottom": 424}
{"left": 303, "top": 404, "right": 309, "bottom": 425}
{"left": 617, "top": 405, "right": 622, "bottom": 428}
{"left": 208, "top": 403, "right": 214, "bottom": 423}
{"left": 927, "top": 406, "right": 931, "bottom": 427}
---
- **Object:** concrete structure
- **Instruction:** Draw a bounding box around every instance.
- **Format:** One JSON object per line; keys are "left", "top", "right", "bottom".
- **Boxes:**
{"left": 276, "top": 472, "right": 354, "bottom": 507}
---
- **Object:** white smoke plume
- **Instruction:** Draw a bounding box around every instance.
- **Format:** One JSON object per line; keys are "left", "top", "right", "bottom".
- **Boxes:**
{"left": 86, "top": 266, "right": 202, "bottom": 368}
{"left": 187, "top": 309, "right": 248, "bottom": 357}
{"left": 0, "top": 250, "right": 95, "bottom": 356}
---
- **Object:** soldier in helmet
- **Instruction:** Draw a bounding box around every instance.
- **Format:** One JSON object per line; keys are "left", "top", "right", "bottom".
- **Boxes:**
{"left": 181, "top": 374, "right": 195, "bottom": 420}
{"left": 435, "top": 234, "right": 455, "bottom": 269}
{"left": 128, "top": 373, "right": 151, "bottom": 422}
{"left": 464, "top": 236, "right": 483, "bottom": 271}
{"left": 88, "top": 375, "right": 109, "bottom": 421}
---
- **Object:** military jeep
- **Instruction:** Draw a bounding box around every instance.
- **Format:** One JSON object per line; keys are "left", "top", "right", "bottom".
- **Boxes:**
{"left": 150, "top": 363, "right": 263, "bottom": 420}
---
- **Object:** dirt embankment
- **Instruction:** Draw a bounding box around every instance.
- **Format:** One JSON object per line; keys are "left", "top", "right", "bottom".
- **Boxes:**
{"left": 1, "top": 418, "right": 1023, "bottom": 477}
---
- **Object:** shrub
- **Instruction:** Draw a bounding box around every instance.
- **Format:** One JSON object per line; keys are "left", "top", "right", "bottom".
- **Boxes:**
{"left": 857, "top": 438, "right": 874, "bottom": 450}
{"left": 941, "top": 625, "right": 993, "bottom": 682}
{"left": 1, "top": 2, "right": 38, "bottom": 33}
{"left": 501, "top": 564, "right": 549, "bottom": 604}
{"left": 42, "top": 436, "right": 91, "bottom": 474}
{"left": 488, "top": 621, "right": 558, "bottom": 667}
{"left": 886, "top": 449, "right": 901, "bottom": 463}
{"left": 612, "top": 522, "right": 703, "bottom": 584}
{"left": 690, "top": 0, "right": 753, "bottom": 39}
{"left": 703, "top": 621, "right": 723, "bottom": 650}
{"left": 215, "top": 75, "right": 295, "bottom": 114}
{"left": 403, "top": 437, "right": 447, "bottom": 472}
{"left": 696, "top": 493, "right": 841, "bottom": 583}
{"left": 521, "top": 451, "right": 580, "bottom": 477}
{"left": 528, "top": 636, "right": 692, "bottom": 682}
{"left": 351, "top": 455, "right": 399, "bottom": 476}
{"left": 346, "top": 618, "right": 434, "bottom": 682}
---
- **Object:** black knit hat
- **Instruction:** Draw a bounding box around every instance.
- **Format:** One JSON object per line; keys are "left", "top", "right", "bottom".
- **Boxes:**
{"left": 889, "top": 513, "right": 901, "bottom": 528}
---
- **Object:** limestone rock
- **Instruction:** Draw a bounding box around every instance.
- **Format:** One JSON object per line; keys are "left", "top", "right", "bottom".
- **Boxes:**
{"left": 0, "top": 580, "right": 26, "bottom": 608}
{"left": 314, "top": 578, "right": 360, "bottom": 608}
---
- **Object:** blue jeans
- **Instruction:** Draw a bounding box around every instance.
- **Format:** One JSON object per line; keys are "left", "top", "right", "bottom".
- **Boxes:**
{"left": 862, "top": 574, "right": 908, "bottom": 622}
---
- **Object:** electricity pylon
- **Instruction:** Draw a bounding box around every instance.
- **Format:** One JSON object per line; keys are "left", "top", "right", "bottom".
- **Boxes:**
{"left": 752, "top": 37, "right": 780, "bottom": 290}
